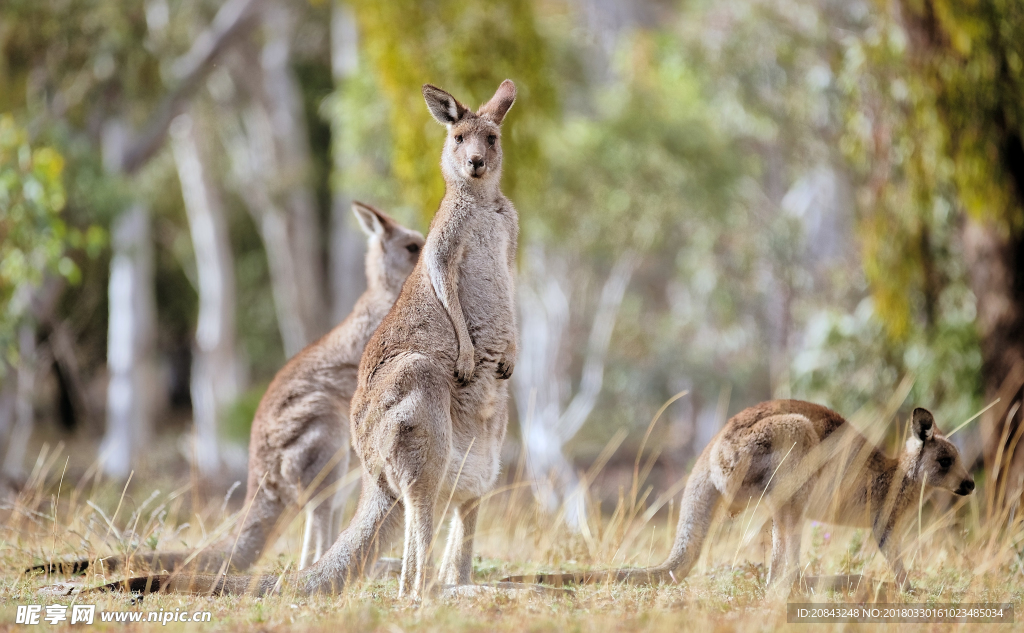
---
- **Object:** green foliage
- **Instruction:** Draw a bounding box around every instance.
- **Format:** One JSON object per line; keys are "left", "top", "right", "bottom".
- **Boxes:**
{"left": 776, "top": 1, "right": 1007, "bottom": 422}
{"left": 833, "top": 16, "right": 954, "bottom": 343}
{"left": 0, "top": 116, "right": 93, "bottom": 360}
{"left": 345, "top": 0, "right": 557, "bottom": 224}
{"left": 792, "top": 295, "right": 981, "bottom": 428}
{"left": 325, "top": 69, "right": 412, "bottom": 223}
{"left": 537, "top": 34, "right": 745, "bottom": 253}
{"left": 221, "top": 383, "right": 268, "bottom": 442}
{"left": 0, "top": 0, "right": 164, "bottom": 126}
{"left": 899, "top": 0, "right": 1024, "bottom": 229}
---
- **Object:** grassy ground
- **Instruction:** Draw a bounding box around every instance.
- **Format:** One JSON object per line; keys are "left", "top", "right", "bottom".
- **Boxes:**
{"left": 2, "top": 440, "right": 1022, "bottom": 632}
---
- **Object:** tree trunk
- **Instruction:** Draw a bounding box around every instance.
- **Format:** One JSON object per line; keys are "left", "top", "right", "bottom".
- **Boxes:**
{"left": 963, "top": 218, "right": 1024, "bottom": 490}
{"left": 328, "top": 0, "right": 367, "bottom": 322}
{"left": 260, "top": 0, "right": 328, "bottom": 341}
{"left": 170, "top": 113, "right": 240, "bottom": 475}
{"left": 516, "top": 248, "right": 572, "bottom": 516}
{"left": 221, "top": 102, "right": 312, "bottom": 358}
{"left": 99, "top": 204, "right": 157, "bottom": 478}
{"left": 515, "top": 248, "right": 637, "bottom": 529}
{"left": 215, "top": 2, "right": 330, "bottom": 355}
{"left": 2, "top": 325, "right": 36, "bottom": 474}
{"left": 0, "top": 365, "right": 15, "bottom": 468}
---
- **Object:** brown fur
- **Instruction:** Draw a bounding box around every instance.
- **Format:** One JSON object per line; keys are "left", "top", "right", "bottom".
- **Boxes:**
{"left": 509, "top": 400, "right": 974, "bottom": 591}
{"left": 32, "top": 203, "right": 422, "bottom": 579}
{"left": 96, "top": 80, "right": 520, "bottom": 598}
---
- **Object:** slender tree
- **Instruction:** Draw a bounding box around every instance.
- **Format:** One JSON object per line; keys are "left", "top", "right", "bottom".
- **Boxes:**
{"left": 170, "top": 113, "right": 239, "bottom": 475}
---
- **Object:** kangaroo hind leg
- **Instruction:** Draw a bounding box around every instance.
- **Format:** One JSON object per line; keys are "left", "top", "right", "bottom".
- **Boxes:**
{"left": 768, "top": 502, "right": 804, "bottom": 589}
{"left": 438, "top": 497, "right": 479, "bottom": 585}
{"left": 298, "top": 471, "right": 402, "bottom": 594}
{"left": 393, "top": 390, "right": 450, "bottom": 598}
{"left": 300, "top": 500, "right": 335, "bottom": 569}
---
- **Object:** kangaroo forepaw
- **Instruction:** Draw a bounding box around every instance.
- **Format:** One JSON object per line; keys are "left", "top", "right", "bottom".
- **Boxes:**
{"left": 454, "top": 350, "right": 475, "bottom": 384}
{"left": 496, "top": 358, "right": 515, "bottom": 380}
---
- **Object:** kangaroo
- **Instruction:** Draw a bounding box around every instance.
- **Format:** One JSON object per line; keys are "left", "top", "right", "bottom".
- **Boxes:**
{"left": 87, "top": 80, "right": 520, "bottom": 599}
{"left": 31, "top": 202, "right": 423, "bottom": 577}
{"left": 509, "top": 400, "right": 974, "bottom": 592}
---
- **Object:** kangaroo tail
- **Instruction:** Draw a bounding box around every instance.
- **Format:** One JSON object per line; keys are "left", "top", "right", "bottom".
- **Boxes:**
{"left": 87, "top": 472, "right": 403, "bottom": 596}
{"left": 504, "top": 453, "right": 721, "bottom": 587}
{"left": 91, "top": 569, "right": 285, "bottom": 596}
{"left": 26, "top": 550, "right": 235, "bottom": 577}
{"left": 639, "top": 453, "right": 720, "bottom": 581}
{"left": 28, "top": 486, "right": 287, "bottom": 579}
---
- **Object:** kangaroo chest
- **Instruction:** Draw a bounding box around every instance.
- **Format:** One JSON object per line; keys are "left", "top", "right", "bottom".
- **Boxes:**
{"left": 456, "top": 208, "right": 516, "bottom": 358}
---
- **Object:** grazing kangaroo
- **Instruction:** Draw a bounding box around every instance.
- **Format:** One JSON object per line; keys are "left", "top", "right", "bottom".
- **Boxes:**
{"left": 88, "top": 80, "right": 520, "bottom": 599}
{"left": 510, "top": 400, "right": 974, "bottom": 591}
{"left": 31, "top": 202, "right": 423, "bottom": 577}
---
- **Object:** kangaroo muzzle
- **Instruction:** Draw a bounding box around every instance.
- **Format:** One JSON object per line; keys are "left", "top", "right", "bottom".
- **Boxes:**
{"left": 955, "top": 478, "right": 975, "bottom": 496}
{"left": 468, "top": 155, "right": 486, "bottom": 177}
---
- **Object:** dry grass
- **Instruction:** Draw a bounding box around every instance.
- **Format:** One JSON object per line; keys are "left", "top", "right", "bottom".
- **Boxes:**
{"left": 2, "top": 435, "right": 1022, "bottom": 633}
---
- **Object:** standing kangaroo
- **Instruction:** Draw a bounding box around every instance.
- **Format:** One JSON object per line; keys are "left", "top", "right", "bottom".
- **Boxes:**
{"left": 88, "top": 80, "right": 520, "bottom": 599}
{"left": 511, "top": 400, "right": 974, "bottom": 591}
{"left": 32, "top": 202, "right": 423, "bottom": 577}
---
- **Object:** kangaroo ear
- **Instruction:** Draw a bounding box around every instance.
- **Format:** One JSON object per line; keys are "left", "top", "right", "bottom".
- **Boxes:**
{"left": 423, "top": 84, "right": 468, "bottom": 126}
{"left": 478, "top": 79, "right": 516, "bottom": 125}
{"left": 912, "top": 408, "right": 935, "bottom": 442}
{"left": 352, "top": 201, "right": 392, "bottom": 238}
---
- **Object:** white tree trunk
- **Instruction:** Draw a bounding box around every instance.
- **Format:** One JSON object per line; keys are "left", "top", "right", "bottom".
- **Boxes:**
{"left": 515, "top": 248, "right": 637, "bottom": 529}
{"left": 0, "top": 365, "right": 15, "bottom": 467}
{"left": 170, "top": 113, "right": 239, "bottom": 475}
{"left": 328, "top": 0, "right": 366, "bottom": 322}
{"left": 2, "top": 325, "right": 36, "bottom": 474}
{"left": 221, "top": 103, "right": 311, "bottom": 357}
{"left": 213, "top": 2, "right": 329, "bottom": 356}
{"left": 260, "top": 0, "right": 328, "bottom": 341}
{"left": 100, "top": 204, "right": 157, "bottom": 478}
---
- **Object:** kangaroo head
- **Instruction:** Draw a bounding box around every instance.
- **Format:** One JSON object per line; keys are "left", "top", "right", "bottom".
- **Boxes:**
{"left": 905, "top": 407, "right": 975, "bottom": 496}
{"left": 422, "top": 79, "right": 516, "bottom": 187}
{"left": 352, "top": 201, "right": 425, "bottom": 293}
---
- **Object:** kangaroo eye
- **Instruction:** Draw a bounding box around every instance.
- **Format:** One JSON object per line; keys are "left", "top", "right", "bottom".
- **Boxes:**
{"left": 406, "top": 243, "right": 420, "bottom": 254}
{"left": 938, "top": 457, "right": 953, "bottom": 469}
{"left": 487, "top": 135, "right": 496, "bottom": 146}
{"left": 454, "top": 134, "right": 463, "bottom": 144}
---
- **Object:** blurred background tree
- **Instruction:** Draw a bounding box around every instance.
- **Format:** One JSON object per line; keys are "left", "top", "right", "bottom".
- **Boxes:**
{"left": 896, "top": 0, "right": 1024, "bottom": 503}
{"left": 1, "top": 0, "right": 1020, "bottom": 519}
{"left": 0, "top": 115, "right": 76, "bottom": 360}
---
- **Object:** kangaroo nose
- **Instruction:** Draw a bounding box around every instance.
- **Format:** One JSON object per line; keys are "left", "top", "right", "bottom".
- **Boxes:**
{"left": 469, "top": 156, "right": 484, "bottom": 169}
{"left": 956, "top": 479, "right": 975, "bottom": 496}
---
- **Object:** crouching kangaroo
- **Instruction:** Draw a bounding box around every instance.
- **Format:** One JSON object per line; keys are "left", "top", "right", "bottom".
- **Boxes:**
{"left": 513, "top": 400, "right": 974, "bottom": 591}
{"left": 31, "top": 202, "right": 423, "bottom": 578}
{"left": 93, "top": 80, "right": 520, "bottom": 599}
